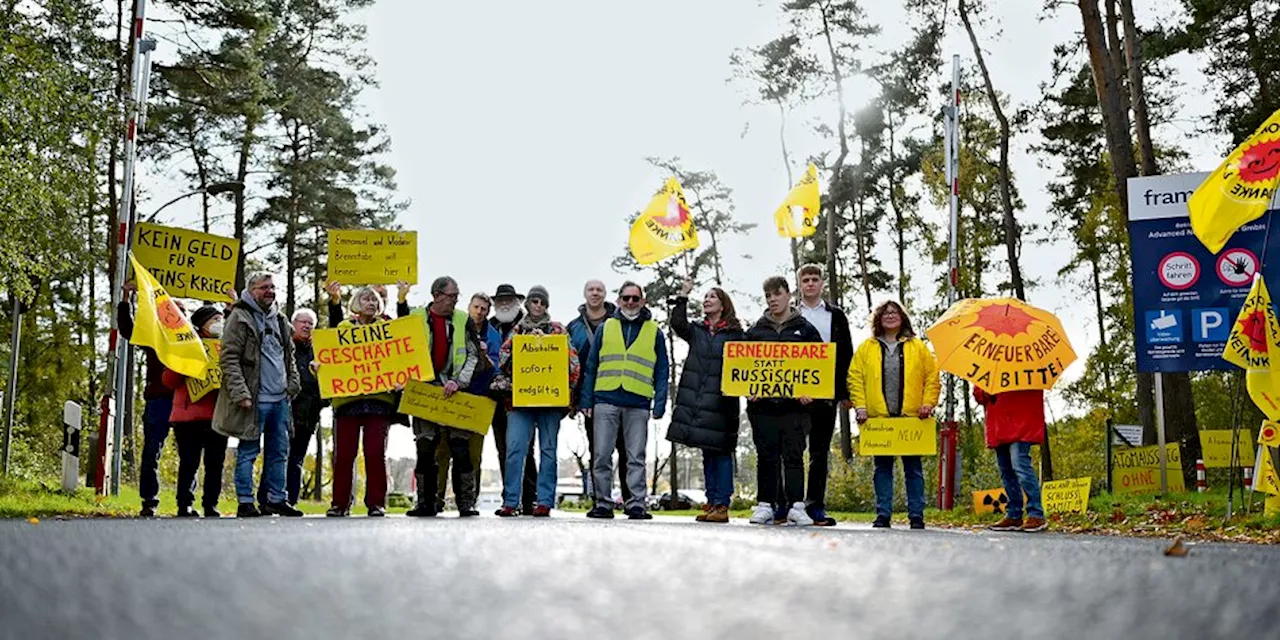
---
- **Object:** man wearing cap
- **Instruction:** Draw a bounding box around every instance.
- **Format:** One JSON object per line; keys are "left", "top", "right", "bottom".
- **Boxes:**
{"left": 402, "top": 276, "right": 481, "bottom": 517}
{"left": 489, "top": 283, "right": 537, "bottom": 514}
{"left": 581, "top": 281, "right": 670, "bottom": 520}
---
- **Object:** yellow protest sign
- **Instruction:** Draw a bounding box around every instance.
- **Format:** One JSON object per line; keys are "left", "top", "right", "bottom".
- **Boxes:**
{"left": 398, "top": 380, "right": 496, "bottom": 435}
{"left": 720, "top": 341, "right": 836, "bottom": 399}
{"left": 513, "top": 334, "right": 570, "bottom": 407}
{"left": 858, "top": 417, "right": 937, "bottom": 456}
{"left": 1254, "top": 446, "right": 1280, "bottom": 495}
{"left": 127, "top": 253, "right": 208, "bottom": 378}
{"left": 1042, "top": 477, "right": 1091, "bottom": 515}
{"left": 313, "top": 316, "right": 432, "bottom": 399}
{"left": 186, "top": 339, "right": 222, "bottom": 402}
{"left": 1198, "top": 430, "right": 1255, "bottom": 468}
{"left": 327, "top": 229, "right": 418, "bottom": 285}
{"left": 1112, "top": 443, "right": 1185, "bottom": 493}
{"left": 132, "top": 223, "right": 239, "bottom": 302}
{"left": 973, "top": 488, "right": 1011, "bottom": 515}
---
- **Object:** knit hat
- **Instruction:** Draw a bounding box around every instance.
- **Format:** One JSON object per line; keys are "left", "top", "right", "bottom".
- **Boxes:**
{"left": 526, "top": 285, "right": 550, "bottom": 308}
{"left": 190, "top": 305, "right": 221, "bottom": 331}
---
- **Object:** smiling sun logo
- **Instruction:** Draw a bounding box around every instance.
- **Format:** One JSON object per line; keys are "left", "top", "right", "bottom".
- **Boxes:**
{"left": 968, "top": 303, "right": 1038, "bottom": 337}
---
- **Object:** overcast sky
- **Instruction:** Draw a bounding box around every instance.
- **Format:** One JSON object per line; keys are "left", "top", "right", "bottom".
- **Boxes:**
{"left": 142, "top": 1, "right": 1227, "bottom": 467}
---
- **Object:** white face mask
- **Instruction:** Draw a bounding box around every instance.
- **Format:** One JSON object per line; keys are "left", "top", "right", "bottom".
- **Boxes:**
{"left": 620, "top": 308, "right": 641, "bottom": 321}
{"left": 206, "top": 320, "right": 225, "bottom": 338}
{"left": 494, "top": 306, "right": 520, "bottom": 323}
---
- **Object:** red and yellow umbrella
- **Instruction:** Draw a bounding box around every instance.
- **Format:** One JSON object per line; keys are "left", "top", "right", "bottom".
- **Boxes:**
{"left": 926, "top": 298, "right": 1077, "bottom": 392}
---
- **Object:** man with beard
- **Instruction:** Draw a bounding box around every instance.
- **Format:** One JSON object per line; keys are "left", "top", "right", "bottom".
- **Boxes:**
{"left": 488, "top": 283, "right": 537, "bottom": 515}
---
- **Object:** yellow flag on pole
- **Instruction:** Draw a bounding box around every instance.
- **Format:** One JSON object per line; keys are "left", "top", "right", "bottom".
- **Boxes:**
{"left": 1189, "top": 107, "right": 1280, "bottom": 253}
{"left": 628, "top": 177, "right": 699, "bottom": 265}
{"left": 127, "top": 252, "right": 208, "bottom": 378}
{"left": 774, "top": 163, "right": 821, "bottom": 238}
{"left": 1261, "top": 420, "right": 1280, "bottom": 447}
{"left": 1222, "top": 274, "right": 1280, "bottom": 420}
{"left": 1252, "top": 445, "right": 1280, "bottom": 495}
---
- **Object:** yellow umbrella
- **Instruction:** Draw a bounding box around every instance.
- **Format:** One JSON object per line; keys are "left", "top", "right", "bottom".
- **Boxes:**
{"left": 926, "top": 298, "right": 1076, "bottom": 392}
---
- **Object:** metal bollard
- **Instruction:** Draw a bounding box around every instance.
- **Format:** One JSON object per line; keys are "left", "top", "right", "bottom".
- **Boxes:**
{"left": 1195, "top": 459, "right": 1206, "bottom": 493}
{"left": 1244, "top": 466, "right": 1253, "bottom": 491}
{"left": 62, "top": 401, "right": 81, "bottom": 493}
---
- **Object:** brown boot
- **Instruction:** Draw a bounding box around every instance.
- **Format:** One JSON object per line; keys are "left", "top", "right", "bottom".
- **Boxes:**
{"left": 695, "top": 503, "right": 711, "bottom": 522}
{"left": 1020, "top": 517, "right": 1047, "bottom": 532}
{"left": 988, "top": 516, "right": 1023, "bottom": 531}
{"left": 705, "top": 505, "right": 730, "bottom": 523}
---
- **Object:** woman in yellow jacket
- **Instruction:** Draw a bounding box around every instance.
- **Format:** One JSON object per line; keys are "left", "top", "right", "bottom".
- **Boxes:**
{"left": 849, "top": 301, "right": 940, "bottom": 530}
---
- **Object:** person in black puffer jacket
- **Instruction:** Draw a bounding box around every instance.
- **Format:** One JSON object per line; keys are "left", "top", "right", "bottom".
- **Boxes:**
{"left": 666, "top": 278, "right": 745, "bottom": 524}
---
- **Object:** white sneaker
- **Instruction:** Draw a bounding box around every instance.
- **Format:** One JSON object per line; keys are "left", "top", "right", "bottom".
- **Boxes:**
{"left": 787, "top": 502, "right": 814, "bottom": 526}
{"left": 749, "top": 502, "right": 775, "bottom": 524}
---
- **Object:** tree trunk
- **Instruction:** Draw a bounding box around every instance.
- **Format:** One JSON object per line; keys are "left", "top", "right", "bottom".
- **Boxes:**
{"left": 959, "top": 0, "right": 1025, "bottom": 301}
{"left": 817, "top": 1, "right": 850, "bottom": 307}
{"left": 285, "top": 121, "right": 302, "bottom": 318}
{"left": 778, "top": 101, "right": 801, "bottom": 275}
{"left": 1104, "top": 0, "right": 1132, "bottom": 118}
{"left": 854, "top": 199, "right": 872, "bottom": 310}
{"left": 233, "top": 113, "right": 257, "bottom": 290}
{"left": 886, "top": 107, "right": 907, "bottom": 303}
{"left": 1118, "top": 0, "right": 1156, "bottom": 175}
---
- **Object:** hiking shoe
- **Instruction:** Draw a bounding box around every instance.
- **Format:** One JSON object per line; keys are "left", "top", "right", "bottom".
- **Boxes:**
{"left": 237, "top": 503, "right": 262, "bottom": 518}
{"left": 787, "top": 502, "right": 814, "bottom": 526}
{"left": 325, "top": 506, "right": 348, "bottom": 517}
{"left": 909, "top": 517, "right": 925, "bottom": 530}
{"left": 406, "top": 505, "right": 436, "bottom": 518}
{"left": 695, "top": 504, "right": 711, "bottom": 522}
{"left": 808, "top": 506, "right": 837, "bottom": 527}
{"left": 495, "top": 506, "right": 520, "bottom": 517}
{"left": 586, "top": 506, "right": 614, "bottom": 519}
{"left": 705, "top": 505, "right": 730, "bottom": 523}
{"left": 367, "top": 506, "right": 386, "bottom": 518}
{"left": 263, "top": 502, "right": 304, "bottom": 517}
{"left": 749, "top": 502, "right": 775, "bottom": 525}
{"left": 989, "top": 516, "right": 1023, "bottom": 532}
{"left": 459, "top": 508, "right": 480, "bottom": 518}
{"left": 1020, "top": 517, "right": 1047, "bottom": 533}
{"left": 626, "top": 507, "right": 653, "bottom": 520}
{"left": 139, "top": 505, "right": 157, "bottom": 518}
{"left": 176, "top": 506, "right": 200, "bottom": 518}
{"left": 533, "top": 505, "right": 552, "bottom": 518}
{"left": 872, "top": 515, "right": 891, "bottom": 529}
{"left": 203, "top": 506, "right": 221, "bottom": 519}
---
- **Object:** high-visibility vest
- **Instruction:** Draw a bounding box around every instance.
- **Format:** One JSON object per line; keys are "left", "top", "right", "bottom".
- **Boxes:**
{"left": 411, "top": 307, "right": 469, "bottom": 380}
{"left": 594, "top": 318, "right": 658, "bottom": 398}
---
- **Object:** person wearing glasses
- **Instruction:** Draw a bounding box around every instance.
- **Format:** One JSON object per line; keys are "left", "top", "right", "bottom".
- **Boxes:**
{"left": 581, "top": 281, "right": 670, "bottom": 521}
{"left": 402, "top": 276, "right": 481, "bottom": 517}
{"left": 213, "top": 273, "right": 302, "bottom": 518}
{"left": 849, "top": 300, "right": 940, "bottom": 530}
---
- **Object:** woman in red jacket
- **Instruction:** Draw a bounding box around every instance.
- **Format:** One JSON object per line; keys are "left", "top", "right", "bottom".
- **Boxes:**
{"left": 162, "top": 305, "right": 230, "bottom": 518}
{"left": 974, "top": 387, "right": 1047, "bottom": 532}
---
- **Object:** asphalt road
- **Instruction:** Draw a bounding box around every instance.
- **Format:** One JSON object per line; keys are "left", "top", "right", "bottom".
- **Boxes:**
{"left": 1, "top": 513, "right": 1277, "bottom": 640}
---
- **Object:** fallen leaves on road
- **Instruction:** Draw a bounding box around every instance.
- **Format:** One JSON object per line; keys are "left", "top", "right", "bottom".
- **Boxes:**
{"left": 1163, "top": 536, "right": 1189, "bottom": 557}
{"left": 27, "top": 517, "right": 39, "bottom": 525}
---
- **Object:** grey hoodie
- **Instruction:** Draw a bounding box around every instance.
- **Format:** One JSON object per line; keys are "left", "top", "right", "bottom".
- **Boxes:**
{"left": 242, "top": 286, "right": 287, "bottom": 403}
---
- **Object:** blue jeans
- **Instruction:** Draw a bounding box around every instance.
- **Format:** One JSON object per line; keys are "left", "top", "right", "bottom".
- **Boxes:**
{"left": 235, "top": 400, "right": 290, "bottom": 504}
{"left": 140, "top": 397, "right": 174, "bottom": 508}
{"left": 873, "top": 455, "right": 925, "bottom": 519}
{"left": 995, "top": 442, "right": 1043, "bottom": 519}
{"left": 702, "top": 450, "right": 734, "bottom": 506}
{"left": 504, "top": 409, "right": 560, "bottom": 508}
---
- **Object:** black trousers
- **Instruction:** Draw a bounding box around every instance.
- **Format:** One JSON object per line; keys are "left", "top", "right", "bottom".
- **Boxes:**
{"left": 174, "top": 420, "right": 228, "bottom": 510}
{"left": 751, "top": 412, "right": 810, "bottom": 506}
{"left": 585, "top": 413, "right": 631, "bottom": 502}
{"left": 492, "top": 406, "right": 537, "bottom": 511}
{"left": 415, "top": 431, "right": 476, "bottom": 512}
{"left": 805, "top": 401, "right": 837, "bottom": 509}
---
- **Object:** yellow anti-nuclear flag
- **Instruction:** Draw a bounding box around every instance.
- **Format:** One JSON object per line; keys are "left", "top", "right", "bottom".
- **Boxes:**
{"left": 127, "top": 252, "right": 208, "bottom": 378}
{"left": 629, "top": 177, "right": 699, "bottom": 265}
{"left": 1252, "top": 445, "right": 1280, "bottom": 496}
{"left": 1261, "top": 420, "right": 1280, "bottom": 447}
{"left": 1223, "top": 274, "right": 1280, "bottom": 420}
{"left": 1189, "top": 107, "right": 1280, "bottom": 253}
{"left": 774, "top": 164, "right": 820, "bottom": 238}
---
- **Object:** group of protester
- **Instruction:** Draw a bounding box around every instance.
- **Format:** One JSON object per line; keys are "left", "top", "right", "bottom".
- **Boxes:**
{"left": 119, "top": 263, "right": 1048, "bottom": 532}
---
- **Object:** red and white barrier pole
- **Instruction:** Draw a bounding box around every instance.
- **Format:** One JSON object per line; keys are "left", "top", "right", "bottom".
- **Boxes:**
{"left": 1244, "top": 465, "right": 1253, "bottom": 491}
{"left": 1196, "top": 459, "right": 1206, "bottom": 492}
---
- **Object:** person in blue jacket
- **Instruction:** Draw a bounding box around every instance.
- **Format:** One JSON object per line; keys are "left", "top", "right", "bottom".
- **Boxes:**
{"left": 566, "top": 279, "right": 627, "bottom": 503}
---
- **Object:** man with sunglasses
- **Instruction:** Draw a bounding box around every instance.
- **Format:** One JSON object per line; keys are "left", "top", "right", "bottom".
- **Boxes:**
{"left": 581, "top": 281, "right": 670, "bottom": 520}
{"left": 404, "top": 276, "right": 481, "bottom": 517}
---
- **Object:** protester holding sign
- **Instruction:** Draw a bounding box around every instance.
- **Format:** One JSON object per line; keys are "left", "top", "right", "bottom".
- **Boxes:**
{"left": 488, "top": 284, "right": 538, "bottom": 515}
{"left": 850, "top": 301, "right": 940, "bottom": 529}
{"left": 160, "top": 305, "right": 229, "bottom": 518}
{"left": 975, "top": 388, "right": 1048, "bottom": 532}
{"left": 744, "top": 277, "right": 821, "bottom": 526}
{"left": 492, "top": 286, "right": 581, "bottom": 517}
{"left": 665, "top": 278, "right": 744, "bottom": 523}
{"left": 432, "top": 293, "right": 498, "bottom": 512}
{"left": 285, "top": 309, "right": 325, "bottom": 507}
{"left": 213, "top": 273, "right": 301, "bottom": 518}
{"left": 581, "top": 281, "right": 669, "bottom": 521}
{"left": 404, "top": 276, "right": 482, "bottom": 518}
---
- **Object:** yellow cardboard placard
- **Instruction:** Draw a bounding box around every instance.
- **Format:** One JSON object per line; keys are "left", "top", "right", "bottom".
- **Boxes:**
{"left": 720, "top": 341, "right": 836, "bottom": 399}
{"left": 398, "top": 380, "right": 496, "bottom": 435}
{"left": 1112, "top": 443, "right": 1185, "bottom": 493}
{"left": 132, "top": 223, "right": 239, "bottom": 302}
{"left": 314, "top": 316, "right": 432, "bottom": 399}
{"left": 186, "top": 339, "right": 222, "bottom": 402}
{"left": 1198, "top": 430, "right": 1255, "bottom": 468}
{"left": 513, "top": 334, "right": 570, "bottom": 407}
{"left": 327, "top": 229, "right": 418, "bottom": 285}
{"left": 1042, "top": 477, "right": 1091, "bottom": 514}
{"left": 858, "top": 417, "right": 937, "bottom": 456}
